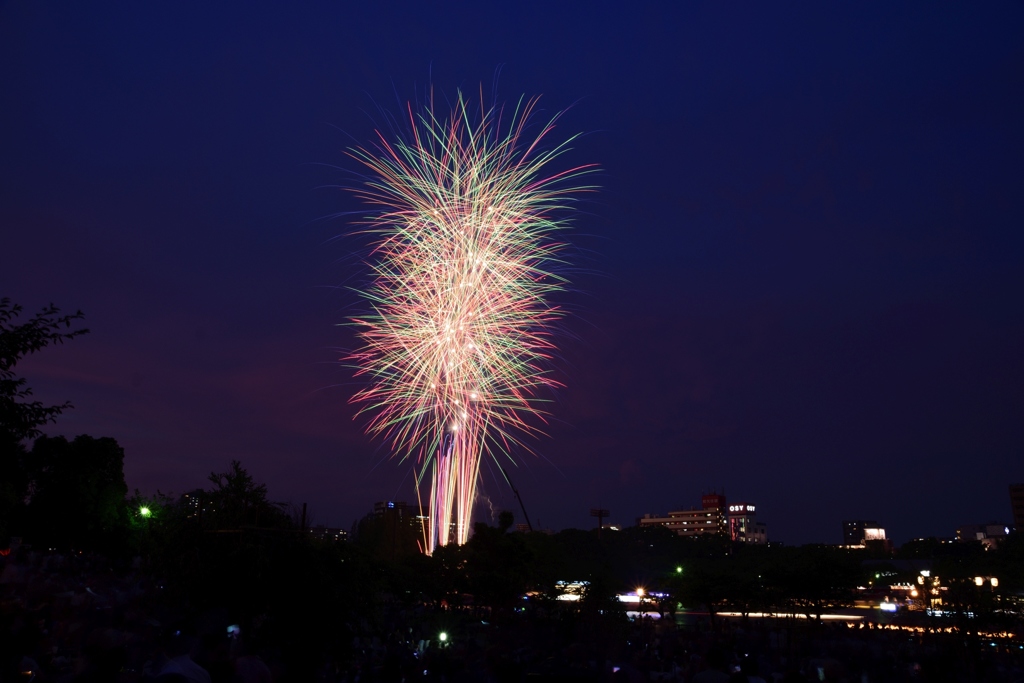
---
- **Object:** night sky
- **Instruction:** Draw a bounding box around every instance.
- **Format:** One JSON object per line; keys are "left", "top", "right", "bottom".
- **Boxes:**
{"left": 3, "top": 3, "right": 1023, "bottom": 545}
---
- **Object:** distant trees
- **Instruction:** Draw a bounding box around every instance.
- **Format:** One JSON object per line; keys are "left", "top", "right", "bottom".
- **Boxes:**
{"left": 131, "top": 461, "right": 370, "bottom": 681}
{"left": 204, "top": 459, "right": 289, "bottom": 529}
{"left": 773, "top": 545, "right": 861, "bottom": 620}
{"left": 23, "top": 435, "right": 129, "bottom": 550}
{"left": 461, "top": 514, "right": 531, "bottom": 607}
{"left": 674, "top": 557, "right": 736, "bottom": 625}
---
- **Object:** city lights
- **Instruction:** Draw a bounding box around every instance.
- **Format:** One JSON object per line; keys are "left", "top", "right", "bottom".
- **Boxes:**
{"left": 554, "top": 581, "right": 589, "bottom": 602}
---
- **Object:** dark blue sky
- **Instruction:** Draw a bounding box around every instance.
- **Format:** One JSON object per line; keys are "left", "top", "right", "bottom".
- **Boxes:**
{"left": 3, "top": 2, "right": 1023, "bottom": 544}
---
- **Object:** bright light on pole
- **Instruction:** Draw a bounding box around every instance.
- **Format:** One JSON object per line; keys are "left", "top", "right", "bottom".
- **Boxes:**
{"left": 438, "top": 632, "right": 448, "bottom": 643}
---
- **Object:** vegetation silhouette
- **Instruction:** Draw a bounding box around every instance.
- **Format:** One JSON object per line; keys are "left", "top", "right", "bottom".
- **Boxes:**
{"left": 24, "top": 434, "right": 129, "bottom": 552}
{"left": 0, "top": 298, "right": 89, "bottom": 541}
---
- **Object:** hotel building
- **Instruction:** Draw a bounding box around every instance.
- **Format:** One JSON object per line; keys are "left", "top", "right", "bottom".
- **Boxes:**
{"left": 639, "top": 493, "right": 767, "bottom": 544}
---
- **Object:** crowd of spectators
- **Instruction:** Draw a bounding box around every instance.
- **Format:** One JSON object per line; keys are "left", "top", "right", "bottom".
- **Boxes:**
{"left": 0, "top": 545, "right": 274, "bottom": 682}
{"left": 2, "top": 544, "right": 1022, "bottom": 682}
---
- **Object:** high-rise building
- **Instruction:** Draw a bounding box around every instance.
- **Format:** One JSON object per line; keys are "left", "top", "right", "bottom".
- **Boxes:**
{"left": 842, "top": 520, "right": 886, "bottom": 546}
{"left": 1011, "top": 484, "right": 1024, "bottom": 530}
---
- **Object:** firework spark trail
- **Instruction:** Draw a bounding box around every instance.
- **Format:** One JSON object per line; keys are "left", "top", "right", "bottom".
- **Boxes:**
{"left": 349, "top": 89, "right": 593, "bottom": 553}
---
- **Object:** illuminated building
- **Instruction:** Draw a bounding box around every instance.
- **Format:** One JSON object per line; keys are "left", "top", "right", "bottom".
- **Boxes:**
{"left": 374, "top": 500, "right": 428, "bottom": 533}
{"left": 727, "top": 503, "right": 768, "bottom": 544}
{"left": 1011, "top": 484, "right": 1024, "bottom": 530}
{"left": 374, "top": 501, "right": 456, "bottom": 543}
{"left": 842, "top": 520, "right": 886, "bottom": 546}
{"left": 639, "top": 494, "right": 727, "bottom": 536}
{"left": 179, "top": 489, "right": 212, "bottom": 518}
{"left": 640, "top": 493, "right": 766, "bottom": 543}
{"left": 374, "top": 500, "right": 410, "bottom": 517}
{"left": 554, "top": 580, "right": 589, "bottom": 602}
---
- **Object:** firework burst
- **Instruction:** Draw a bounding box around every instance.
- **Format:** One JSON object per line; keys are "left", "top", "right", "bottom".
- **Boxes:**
{"left": 348, "top": 89, "right": 593, "bottom": 554}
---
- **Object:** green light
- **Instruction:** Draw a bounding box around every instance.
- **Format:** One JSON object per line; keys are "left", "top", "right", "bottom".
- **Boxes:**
{"left": 676, "top": 566, "right": 683, "bottom": 574}
{"left": 438, "top": 631, "right": 448, "bottom": 643}
{"left": 139, "top": 506, "right": 152, "bottom": 518}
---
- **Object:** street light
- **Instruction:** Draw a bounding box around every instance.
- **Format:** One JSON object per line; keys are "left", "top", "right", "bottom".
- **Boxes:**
{"left": 438, "top": 632, "right": 448, "bottom": 644}
{"left": 676, "top": 566, "right": 683, "bottom": 574}
{"left": 139, "top": 506, "right": 152, "bottom": 518}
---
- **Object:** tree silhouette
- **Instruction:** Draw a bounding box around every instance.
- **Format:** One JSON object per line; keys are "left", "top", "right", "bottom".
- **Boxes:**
{"left": 0, "top": 298, "right": 88, "bottom": 540}
{"left": 205, "top": 460, "right": 288, "bottom": 528}
{"left": 24, "top": 435, "right": 129, "bottom": 550}
{"left": 0, "top": 298, "right": 89, "bottom": 443}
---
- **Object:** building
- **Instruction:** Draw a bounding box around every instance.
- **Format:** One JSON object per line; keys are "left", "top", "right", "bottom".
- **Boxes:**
{"left": 362, "top": 501, "right": 427, "bottom": 556}
{"left": 842, "top": 520, "right": 886, "bottom": 546}
{"left": 727, "top": 503, "right": 768, "bottom": 544}
{"left": 374, "top": 500, "right": 427, "bottom": 533}
{"left": 640, "top": 493, "right": 767, "bottom": 543}
{"left": 374, "top": 500, "right": 410, "bottom": 518}
{"left": 1011, "top": 484, "right": 1024, "bottom": 530}
{"left": 956, "top": 522, "right": 1011, "bottom": 548}
{"left": 640, "top": 493, "right": 727, "bottom": 537}
{"left": 179, "top": 489, "right": 213, "bottom": 518}
{"left": 307, "top": 525, "right": 347, "bottom": 543}
{"left": 373, "top": 500, "right": 453, "bottom": 544}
